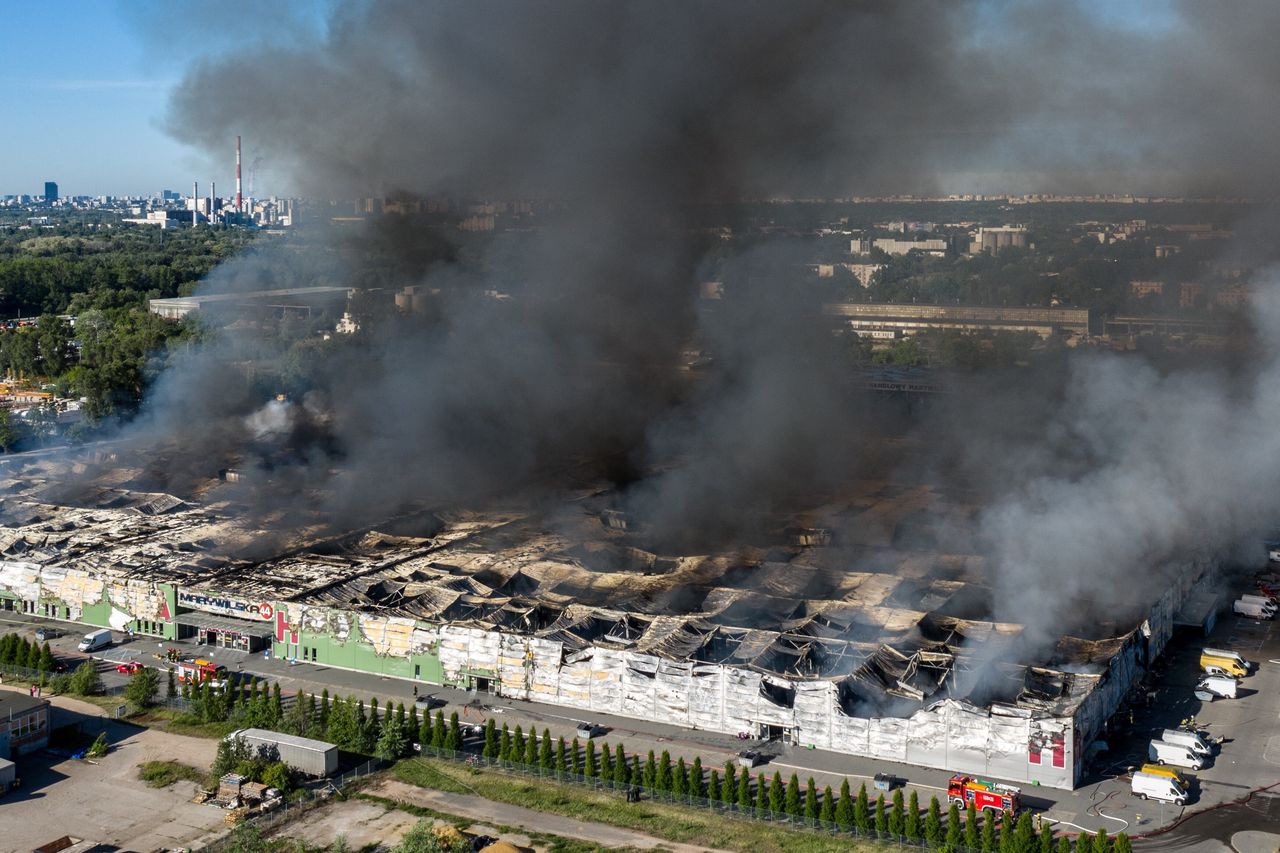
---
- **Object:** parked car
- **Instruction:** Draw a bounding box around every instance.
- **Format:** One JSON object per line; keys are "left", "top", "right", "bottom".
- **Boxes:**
{"left": 34, "top": 627, "right": 61, "bottom": 642}
{"left": 115, "top": 660, "right": 144, "bottom": 675}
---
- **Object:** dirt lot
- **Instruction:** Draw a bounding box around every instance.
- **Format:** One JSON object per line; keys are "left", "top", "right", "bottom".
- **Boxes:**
{"left": 1, "top": 688, "right": 227, "bottom": 853}
{"left": 271, "top": 798, "right": 431, "bottom": 851}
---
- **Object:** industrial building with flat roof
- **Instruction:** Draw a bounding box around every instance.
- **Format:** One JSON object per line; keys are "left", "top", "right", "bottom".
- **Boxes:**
{"left": 0, "top": 450, "right": 1211, "bottom": 789}
{"left": 825, "top": 303, "right": 1094, "bottom": 339}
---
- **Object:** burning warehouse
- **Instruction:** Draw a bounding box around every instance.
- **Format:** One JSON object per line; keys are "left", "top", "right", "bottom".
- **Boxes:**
{"left": 0, "top": 451, "right": 1211, "bottom": 790}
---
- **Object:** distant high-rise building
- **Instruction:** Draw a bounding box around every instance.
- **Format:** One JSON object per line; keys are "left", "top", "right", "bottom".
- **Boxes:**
{"left": 43, "top": 182, "right": 57, "bottom": 203}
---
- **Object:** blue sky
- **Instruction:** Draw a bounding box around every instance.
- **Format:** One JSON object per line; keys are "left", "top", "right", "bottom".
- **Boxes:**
{"left": 0, "top": 1, "right": 331, "bottom": 197}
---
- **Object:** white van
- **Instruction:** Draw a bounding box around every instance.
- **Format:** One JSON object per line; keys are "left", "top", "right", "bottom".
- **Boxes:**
{"left": 1239, "top": 594, "right": 1277, "bottom": 609}
{"left": 1197, "top": 676, "right": 1238, "bottom": 699}
{"left": 77, "top": 628, "right": 112, "bottom": 653}
{"left": 1161, "top": 729, "right": 1212, "bottom": 757}
{"left": 1132, "top": 770, "right": 1187, "bottom": 805}
{"left": 1234, "top": 599, "right": 1274, "bottom": 619}
{"left": 1201, "top": 648, "right": 1252, "bottom": 673}
{"left": 1149, "top": 740, "right": 1203, "bottom": 770}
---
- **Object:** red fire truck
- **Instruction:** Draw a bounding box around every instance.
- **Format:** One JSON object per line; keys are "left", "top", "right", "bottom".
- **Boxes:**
{"left": 175, "top": 658, "right": 229, "bottom": 686}
{"left": 947, "top": 775, "right": 1021, "bottom": 813}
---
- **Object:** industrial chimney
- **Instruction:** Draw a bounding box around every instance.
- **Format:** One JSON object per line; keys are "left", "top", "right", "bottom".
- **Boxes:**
{"left": 193, "top": 181, "right": 198, "bottom": 227}
{"left": 235, "top": 135, "right": 243, "bottom": 213}
{"left": 210, "top": 181, "right": 216, "bottom": 225}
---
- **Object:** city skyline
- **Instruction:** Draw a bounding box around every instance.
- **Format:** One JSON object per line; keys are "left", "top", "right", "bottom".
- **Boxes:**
{"left": 0, "top": 1, "right": 331, "bottom": 198}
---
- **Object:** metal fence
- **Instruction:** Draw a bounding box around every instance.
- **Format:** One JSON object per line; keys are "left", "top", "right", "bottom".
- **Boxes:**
{"left": 414, "top": 744, "right": 1006, "bottom": 852}
{"left": 196, "top": 759, "right": 382, "bottom": 853}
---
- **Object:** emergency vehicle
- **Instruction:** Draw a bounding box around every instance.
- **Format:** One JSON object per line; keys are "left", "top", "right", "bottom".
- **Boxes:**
{"left": 175, "top": 658, "right": 229, "bottom": 685}
{"left": 947, "top": 775, "right": 1021, "bottom": 813}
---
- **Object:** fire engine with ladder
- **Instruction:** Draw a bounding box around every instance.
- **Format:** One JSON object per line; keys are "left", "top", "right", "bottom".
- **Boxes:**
{"left": 947, "top": 775, "right": 1021, "bottom": 813}
{"left": 175, "top": 658, "right": 229, "bottom": 686}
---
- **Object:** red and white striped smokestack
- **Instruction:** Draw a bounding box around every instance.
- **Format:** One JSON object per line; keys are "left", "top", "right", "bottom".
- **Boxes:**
{"left": 235, "top": 135, "right": 243, "bottom": 212}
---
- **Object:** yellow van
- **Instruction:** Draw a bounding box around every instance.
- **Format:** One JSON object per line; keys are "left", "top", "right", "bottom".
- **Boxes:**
{"left": 1200, "top": 653, "right": 1247, "bottom": 677}
{"left": 1140, "top": 763, "right": 1186, "bottom": 785}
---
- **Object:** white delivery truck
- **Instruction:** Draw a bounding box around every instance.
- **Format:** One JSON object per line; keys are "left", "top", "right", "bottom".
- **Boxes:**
{"left": 1201, "top": 648, "right": 1253, "bottom": 673}
{"left": 1149, "top": 740, "right": 1203, "bottom": 770}
{"left": 1196, "top": 676, "right": 1238, "bottom": 699}
{"left": 1234, "top": 599, "right": 1274, "bottom": 619}
{"left": 1161, "top": 729, "right": 1213, "bottom": 757}
{"left": 1131, "top": 770, "right": 1188, "bottom": 805}
{"left": 1239, "top": 594, "right": 1278, "bottom": 609}
{"left": 77, "top": 628, "right": 112, "bottom": 652}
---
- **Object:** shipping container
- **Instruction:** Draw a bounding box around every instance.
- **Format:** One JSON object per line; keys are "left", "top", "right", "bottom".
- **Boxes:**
{"left": 226, "top": 728, "right": 338, "bottom": 777}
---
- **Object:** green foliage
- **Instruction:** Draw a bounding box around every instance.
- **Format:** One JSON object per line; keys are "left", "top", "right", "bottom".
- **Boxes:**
{"left": 754, "top": 774, "right": 767, "bottom": 813}
{"left": 1112, "top": 833, "right": 1132, "bottom": 853}
{"left": 376, "top": 713, "right": 409, "bottom": 761}
{"left": 540, "top": 729, "right": 555, "bottom": 770}
{"left": 86, "top": 731, "right": 109, "bottom": 758}
{"left": 69, "top": 660, "right": 103, "bottom": 696}
{"left": 259, "top": 761, "right": 293, "bottom": 792}
{"left": 394, "top": 819, "right": 469, "bottom": 853}
{"left": 768, "top": 771, "right": 784, "bottom": 814}
{"left": 721, "top": 762, "right": 736, "bottom": 803}
{"left": 511, "top": 725, "right": 524, "bottom": 761}
{"left": 613, "top": 744, "right": 628, "bottom": 786}
{"left": 888, "top": 787, "right": 904, "bottom": 837}
{"left": 946, "top": 802, "right": 962, "bottom": 849}
{"left": 224, "top": 822, "right": 270, "bottom": 853}
{"left": 690, "top": 756, "right": 704, "bottom": 798}
{"left": 523, "top": 726, "right": 537, "bottom": 765}
{"left": 784, "top": 773, "right": 801, "bottom": 816}
{"left": 38, "top": 642, "right": 53, "bottom": 673}
{"left": 139, "top": 759, "right": 206, "bottom": 788}
{"left": 584, "top": 738, "right": 597, "bottom": 777}
{"left": 965, "top": 802, "right": 980, "bottom": 850}
{"left": 499, "top": 723, "right": 511, "bottom": 760}
{"left": 673, "top": 757, "right": 688, "bottom": 797}
{"left": 735, "top": 763, "right": 751, "bottom": 808}
{"left": 803, "top": 778, "right": 818, "bottom": 821}
{"left": 853, "top": 781, "right": 869, "bottom": 831}
{"left": 1040, "top": 822, "right": 1056, "bottom": 853}
{"left": 834, "top": 779, "right": 853, "bottom": 830}
{"left": 707, "top": 769, "right": 720, "bottom": 802}
{"left": 981, "top": 811, "right": 996, "bottom": 853}
{"left": 1094, "top": 827, "right": 1110, "bottom": 853}
{"left": 874, "top": 793, "right": 887, "bottom": 836}
{"left": 819, "top": 785, "right": 835, "bottom": 824}
{"left": 1010, "top": 812, "right": 1036, "bottom": 853}
{"left": 325, "top": 697, "right": 362, "bottom": 751}
{"left": 482, "top": 719, "right": 498, "bottom": 760}
{"left": 432, "top": 711, "right": 446, "bottom": 750}
{"left": 124, "top": 666, "right": 160, "bottom": 711}
{"left": 656, "top": 750, "right": 672, "bottom": 791}
{"left": 924, "top": 794, "right": 941, "bottom": 844}
{"left": 1057, "top": 836, "right": 1071, "bottom": 853}
{"left": 445, "top": 713, "right": 462, "bottom": 753}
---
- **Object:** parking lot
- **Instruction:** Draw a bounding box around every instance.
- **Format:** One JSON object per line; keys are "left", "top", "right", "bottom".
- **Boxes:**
{"left": 1043, "top": 595, "right": 1280, "bottom": 839}
{"left": 0, "top": 688, "right": 225, "bottom": 853}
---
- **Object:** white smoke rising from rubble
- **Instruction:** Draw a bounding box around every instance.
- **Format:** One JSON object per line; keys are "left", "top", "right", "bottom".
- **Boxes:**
{"left": 973, "top": 278, "right": 1280, "bottom": 649}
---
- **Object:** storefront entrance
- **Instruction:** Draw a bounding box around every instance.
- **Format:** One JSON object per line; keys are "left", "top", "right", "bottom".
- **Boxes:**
{"left": 176, "top": 612, "right": 272, "bottom": 653}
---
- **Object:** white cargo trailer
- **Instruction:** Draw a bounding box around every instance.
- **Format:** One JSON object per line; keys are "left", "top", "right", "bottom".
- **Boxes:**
{"left": 226, "top": 729, "right": 338, "bottom": 776}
